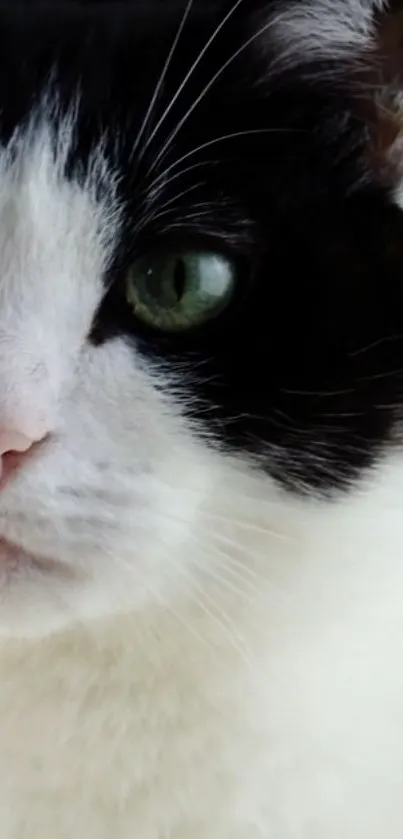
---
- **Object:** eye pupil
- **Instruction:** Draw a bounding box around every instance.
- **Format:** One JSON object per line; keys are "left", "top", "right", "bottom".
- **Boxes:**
{"left": 173, "top": 258, "right": 186, "bottom": 303}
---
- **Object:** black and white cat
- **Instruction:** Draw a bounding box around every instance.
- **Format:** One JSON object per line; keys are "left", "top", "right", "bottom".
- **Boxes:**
{"left": 1, "top": 0, "right": 403, "bottom": 835}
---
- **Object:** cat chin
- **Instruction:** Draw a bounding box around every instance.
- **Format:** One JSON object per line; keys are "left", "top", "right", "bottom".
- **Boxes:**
{"left": 0, "top": 537, "right": 65, "bottom": 573}
{"left": 0, "top": 574, "right": 80, "bottom": 639}
{"left": 0, "top": 449, "right": 276, "bottom": 640}
{"left": 0, "top": 562, "right": 134, "bottom": 640}
{"left": 0, "top": 531, "right": 128, "bottom": 638}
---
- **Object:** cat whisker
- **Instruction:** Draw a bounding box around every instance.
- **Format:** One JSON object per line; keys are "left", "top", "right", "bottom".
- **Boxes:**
{"left": 131, "top": 0, "right": 196, "bottom": 163}
{"left": 203, "top": 511, "right": 290, "bottom": 541}
{"left": 145, "top": 127, "right": 299, "bottom": 189}
{"left": 281, "top": 387, "right": 355, "bottom": 397}
{"left": 141, "top": 0, "right": 247, "bottom": 162}
{"left": 168, "top": 558, "right": 254, "bottom": 667}
{"left": 349, "top": 333, "right": 403, "bottom": 357}
{"left": 195, "top": 536, "right": 290, "bottom": 599}
{"left": 145, "top": 159, "right": 216, "bottom": 202}
{"left": 357, "top": 369, "right": 403, "bottom": 383}
{"left": 147, "top": 581, "right": 216, "bottom": 652}
{"left": 134, "top": 181, "right": 204, "bottom": 232}
{"left": 161, "top": 599, "right": 215, "bottom": 651}
{"left": 191, "top": 553, "right": 263, "bottom": 602}
{"left": 112, "top": 549, "right": 252, "bottom": 663}
{"left": 160, "top": 208, "right": 214, "bottom": 226}
{"left": 150, "top": 513, "right": 289, "bottom": 595}
{"left": 162, "top": 510, "right": 289, "bottom": 546}
{"left": 149, "top": 13, "right": 290, "bottom": 175}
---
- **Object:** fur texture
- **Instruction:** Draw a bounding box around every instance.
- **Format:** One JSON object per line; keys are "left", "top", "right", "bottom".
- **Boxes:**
{"left": 0, "top": 0, "right": 403, "bottom": 836}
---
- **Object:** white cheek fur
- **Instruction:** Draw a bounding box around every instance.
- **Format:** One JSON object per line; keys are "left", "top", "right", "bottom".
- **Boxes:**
{"left": 0, "top": 111, "right": 219, "bottom": 637}
{"left": 0, "top": 336, "right": 218, "bottom": 637}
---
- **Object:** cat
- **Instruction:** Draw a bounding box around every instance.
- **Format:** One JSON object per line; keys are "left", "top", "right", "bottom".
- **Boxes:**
{"left": 1, "top": 0, "right": 403, "bottom": 836}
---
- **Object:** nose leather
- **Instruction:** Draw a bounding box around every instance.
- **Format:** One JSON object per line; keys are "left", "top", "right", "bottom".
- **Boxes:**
{"left": 0, "top": 430, "right": 36, "bottom": 457}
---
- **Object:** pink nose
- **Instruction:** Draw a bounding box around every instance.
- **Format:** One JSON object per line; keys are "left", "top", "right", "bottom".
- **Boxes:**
{"left": 0, "top": 430, "right": 37, "bottom": 457}
{"left": 0, "top": 430, "right": 39, "bottom": 489}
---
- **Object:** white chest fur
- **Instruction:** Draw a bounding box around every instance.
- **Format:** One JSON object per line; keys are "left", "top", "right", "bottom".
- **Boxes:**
{"left": 1, "top": 456, "right": 403, "bottom": 839}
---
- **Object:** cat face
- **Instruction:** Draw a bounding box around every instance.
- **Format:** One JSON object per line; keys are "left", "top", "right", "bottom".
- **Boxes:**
{"left": 0, "top": 0, "right": 401, "bottom": 637}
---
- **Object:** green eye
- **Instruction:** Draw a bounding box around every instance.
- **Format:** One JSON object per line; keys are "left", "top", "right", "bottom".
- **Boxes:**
{"left": 125, "top": 251, "right": 235, "bottom": 333}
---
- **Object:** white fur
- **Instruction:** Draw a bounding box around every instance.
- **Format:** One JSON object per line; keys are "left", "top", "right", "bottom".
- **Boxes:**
{"left": 0, "top": 108, "right": 403, "bottom": 837}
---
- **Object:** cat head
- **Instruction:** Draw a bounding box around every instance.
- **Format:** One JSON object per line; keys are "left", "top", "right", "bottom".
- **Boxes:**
{"left": 0, "top": 0, "right": 401, "bottom": 638}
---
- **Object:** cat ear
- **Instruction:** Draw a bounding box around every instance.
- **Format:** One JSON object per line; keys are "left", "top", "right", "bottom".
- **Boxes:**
{"left": 360, "top": 2, "right": 403, "bottom": 197}
{"left": 255, "top": 0, "right": 403, "bottom": 198}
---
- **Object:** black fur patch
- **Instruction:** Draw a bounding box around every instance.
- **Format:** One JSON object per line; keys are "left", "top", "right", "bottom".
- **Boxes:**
{"left": 4, "top": 0, "right": 403, "bottom": 492}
